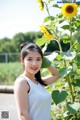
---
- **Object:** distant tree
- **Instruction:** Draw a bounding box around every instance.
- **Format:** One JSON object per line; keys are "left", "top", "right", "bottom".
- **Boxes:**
{"left": 0, "top": 37, "right": 11, "bottom": 53}
{"left": 33, "top": 31, "right": 43, "bottom": 42}
{"left": 0, "top": 31, "right": 69, "bottom": 54}
{"left": 25, "top": 31, "right": 42, "bottom": 43}
{"left": 0, "top": 41, "right": 16, "bottom": 53}
{"left": 0, "top": 37, "right": 11, "bottom": 47}
{"left": 0, "top": 37, "right": 11, "bottom": 42}
{"left": 12, "top": 32, "right": 27, "bottom": 52}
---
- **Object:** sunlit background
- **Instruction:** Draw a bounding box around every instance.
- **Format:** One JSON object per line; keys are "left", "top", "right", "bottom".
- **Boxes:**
{"left": 0, "top": 0, "right": 61, "bottom": 39}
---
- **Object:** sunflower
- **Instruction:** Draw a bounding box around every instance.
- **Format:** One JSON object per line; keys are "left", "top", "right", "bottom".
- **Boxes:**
{"left": 61, "top": 3, "right": 78, "bottom": 18}
{"left": 37, "top": 0, "right": 44, "bottom": 10}
{"left": 40, "top": 25, "right": 53, "bottom": 40}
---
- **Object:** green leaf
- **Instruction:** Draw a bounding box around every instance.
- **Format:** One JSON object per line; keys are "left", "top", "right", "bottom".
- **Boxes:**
{"left": 59, "top": 19, "right": 64, "bottom": 24}
{"left": 36, "top": 36, "right": 48, "bottom": 46}
{"left": 57, "top": 13, "right": 63, "bottom": 18}
{"left": 63, "top": 111, "right": 69, "bottom": 118}
{"left": 67, "top": 102, "right": 80, "bottom": 114}
{"left": 76, "top": 54, "right": 80, "bottom": 65}
{"left": 71, "top": 102, "right": 80, "bottom": 111}
{"left": 77, "top": 68, "right": 80, "bottom": 74}
{"left": 75, "top": 20, "right": 80, "bottom": 30}
{"left": 56, "top": 54, "right": 62, "bottom": 61}
{"left": 46, "top": 52, "right": 58, "bottom": 61}
{"left": 41, "top": 56, "right": 51, "bottom": 68}
{"left": 67, "top": 103, "right": 76, "bottom": 114}
{"left": 52, "top": 90, "right": 68, "bottom": 105}
{"left": 52, "top": 4, "right": 60, "bottom": 8}
{"left": 71, "top": 41, "right": 77, "bottom": 50}
{"left": 44, "top": 17, "right": 50, "bottom": 22}
{"left": 77, "top": 36, "right": 80, "bottom": 43}
{"left": 76, "top": 26, "right": 80, "bottom": 31}
{"left": 72, "top": 79, "right": 80, "bottom": 87}
{"left": 60, "top": 35, "right": 69, "bottom": 39}
{"left": 61, "top": 25, "right": 69, "bottom": 30}
{"left": 61, "top": 50, "right": 76, "bottom": 61}
{"left": 52, "top": 90, "right": 59, "bottom": 105}
{"left": 59, "top": 66, "right": 72, "bottom": 77}
{"left": 44, "top": 16, "right": 55, "bottom": 22}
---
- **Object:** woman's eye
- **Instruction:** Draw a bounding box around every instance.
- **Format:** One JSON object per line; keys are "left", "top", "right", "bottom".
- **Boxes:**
{"left": 37, "top": 58, "right": 41, "bottom": 61}
{"left": 26, "top": 58, "right": 42, "bottom": 61}
{"left": 27, "top": 59, "right": 32, "bottom": 61}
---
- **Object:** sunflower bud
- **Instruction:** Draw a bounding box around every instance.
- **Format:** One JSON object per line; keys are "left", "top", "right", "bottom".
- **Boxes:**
{"left": 37, "top": 0, "right": 44, "bottom": 11}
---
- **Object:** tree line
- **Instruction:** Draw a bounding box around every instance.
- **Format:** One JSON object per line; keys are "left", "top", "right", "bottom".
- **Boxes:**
{"left": 0, "top": 31, "right": 70, "bottom": 53}
{"left": 0, "top": 31, "right": 70, "bottom": 62}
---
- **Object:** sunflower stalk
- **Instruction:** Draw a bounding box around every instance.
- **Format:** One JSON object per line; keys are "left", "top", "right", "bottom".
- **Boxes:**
{"left": 69, "top": 18, "right": 73, "bottom": 48}
{"left": 55, "top": 36, "right": 62, "bottom": 53}
{"left": 67, "top": 74, "right": 78, "bottom": 119}
{"left": 57, "top": 40, "right": 62, "bottom": 53}
{"left": 64, "top": 59, "right": 75, "bottom": 103}
{"left": 44, "top": 2, "right": 51, "bottom": 19}
{"left": 67, "top": 74, "right": 75, "bottom": 103}
{"left": 70, "top": 41, "right": 77, "bottom": 50}
{"left": 68, "top": 18, "right": 75, "bottom": 103}
{"left": 51, "top": 29, "right": 62, "bottom": 52}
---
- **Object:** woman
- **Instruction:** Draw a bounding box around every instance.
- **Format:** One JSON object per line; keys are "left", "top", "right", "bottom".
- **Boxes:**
{"left": 14, "top": 43, "right": 60, "bottom": 120}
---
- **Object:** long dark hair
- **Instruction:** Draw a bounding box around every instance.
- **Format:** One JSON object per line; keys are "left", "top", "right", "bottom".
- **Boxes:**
{"left": 20, "top": 43, "right": 46, "bottom": 86}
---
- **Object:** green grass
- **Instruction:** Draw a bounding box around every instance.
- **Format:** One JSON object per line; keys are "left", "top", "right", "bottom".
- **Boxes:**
{"left": 0, "top": 62, "right": 50, "bottom": 85}
{"left": 0, "top": 62, "right": 23, "bottom": 85}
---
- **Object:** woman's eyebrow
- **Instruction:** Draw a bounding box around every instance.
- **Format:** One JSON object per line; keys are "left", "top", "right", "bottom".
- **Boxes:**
{"left": 27, "top": 57, "right": 32, "bottom": 58}
{"left": 37, "top": 57, "right": 42, "bottom": 59}
{"left": 27, "top": 56, "right": 42, "bottom": 58}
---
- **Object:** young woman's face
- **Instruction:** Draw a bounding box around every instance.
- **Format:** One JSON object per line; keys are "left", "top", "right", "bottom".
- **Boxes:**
{"left": 22, "top": 51, "right": 42, "bottom": 75}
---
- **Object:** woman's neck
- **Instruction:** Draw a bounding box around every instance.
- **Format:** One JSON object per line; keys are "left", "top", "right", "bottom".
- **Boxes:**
{"left": 23, "top": 71, "right": 36, "bottom": 81}
{"left": 23, "top": 71, "right": 38, "bottom": 84}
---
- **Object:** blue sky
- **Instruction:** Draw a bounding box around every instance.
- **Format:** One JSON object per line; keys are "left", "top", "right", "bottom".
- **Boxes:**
{"left": 0, "top": 0, "right": 79, "bottom": 39}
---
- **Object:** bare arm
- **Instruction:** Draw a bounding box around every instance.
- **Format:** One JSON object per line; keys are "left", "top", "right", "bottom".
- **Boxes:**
{"left": 42, "top": 65, "right": 61, "bottom": 85}
{"left": 14, "top": 77, "right": 31, "bottom": 120}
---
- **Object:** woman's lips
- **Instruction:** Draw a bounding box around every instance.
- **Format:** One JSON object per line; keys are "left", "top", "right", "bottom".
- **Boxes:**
{"left": 31, "top": 67, "right": 38, "bottom": 70}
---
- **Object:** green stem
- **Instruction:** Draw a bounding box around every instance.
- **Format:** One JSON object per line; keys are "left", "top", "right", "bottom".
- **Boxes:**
{"left": 70, "top": 41, "right": 77, "bottom": 50}
{"left": 68, "top": 76, "right": 77, "bottom": 119}
{"left": 64, "top": 60, "right": 75, "bottom": 103}
{"left": 44, "top": 2, "right": 51, "bottom": 18}
{"left": 44, "top": 2, "right": 62, "bottom": 53}
{"left": 69, "top": 18, "right": 73, "bottom": 48}
{"left": 67, "top": 74, "right": 74, "bottom": 103}
{"left": 68, "top": 20, "right": 75, "bottom": 103}
{"left": 51, "top": 29, "right": 62, "bottom": 52}
{"left": 57, "top": 41, "right": 62, "bottom": 53}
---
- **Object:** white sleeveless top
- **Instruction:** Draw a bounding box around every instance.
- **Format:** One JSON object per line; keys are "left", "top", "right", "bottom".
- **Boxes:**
{"left": 20, "top": 74, "right": 51, "bottom": 120}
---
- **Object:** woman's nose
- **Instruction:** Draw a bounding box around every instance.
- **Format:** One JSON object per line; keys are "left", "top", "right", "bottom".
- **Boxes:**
{"left": 32, "top": 61, "right": 37, "bottom": 66}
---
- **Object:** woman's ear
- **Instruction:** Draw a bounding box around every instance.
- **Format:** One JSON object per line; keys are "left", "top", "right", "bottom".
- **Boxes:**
{"left": 21, "top": 58, "right": 24, "bottom": 65}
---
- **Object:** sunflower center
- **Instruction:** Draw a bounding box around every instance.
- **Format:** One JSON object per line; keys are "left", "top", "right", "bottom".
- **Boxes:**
{"left": 66, "top": 5, "right": 74, "bottom": 13}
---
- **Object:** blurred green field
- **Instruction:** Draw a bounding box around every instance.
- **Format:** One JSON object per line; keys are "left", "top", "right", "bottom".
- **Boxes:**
{"left": 0, "top": 62, "right": 49, "bottom": 85}
{"left": 0, "top": 62, "right": 23, "bottom": 85}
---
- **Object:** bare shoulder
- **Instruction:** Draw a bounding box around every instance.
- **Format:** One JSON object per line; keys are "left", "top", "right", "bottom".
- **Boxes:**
{"left": 14, "top": 76, "right": 29, "bottom": 93}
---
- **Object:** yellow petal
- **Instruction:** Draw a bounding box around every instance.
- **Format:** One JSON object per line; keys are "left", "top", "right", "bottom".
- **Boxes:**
{"left": 61, "top": 3, "right": 78, "bottom": 18}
